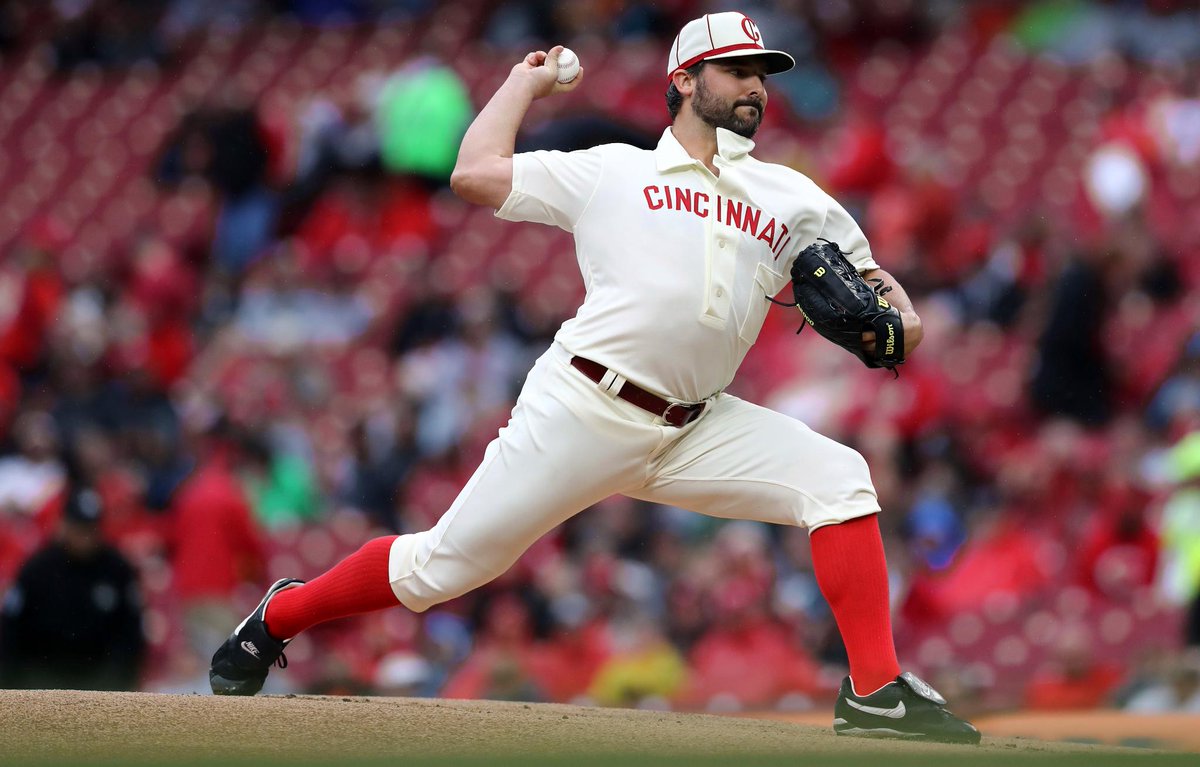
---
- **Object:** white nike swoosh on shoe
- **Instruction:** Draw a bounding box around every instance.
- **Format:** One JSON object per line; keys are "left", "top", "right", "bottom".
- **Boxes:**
{"left": 240, "top": 640, "right": 261, "bottom": 658}
{"left": 846, "top": 699, "right": 906, "bottom": 719}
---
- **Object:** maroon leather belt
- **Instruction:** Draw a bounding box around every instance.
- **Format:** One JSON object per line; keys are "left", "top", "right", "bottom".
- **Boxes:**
{"left": 570, "top": 356, "right": 706, "bottom": 428}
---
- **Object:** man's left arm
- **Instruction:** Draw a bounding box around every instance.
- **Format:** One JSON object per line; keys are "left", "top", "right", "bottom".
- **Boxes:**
{"left": 860, "top": 268, "right": 923, "bottom": 357}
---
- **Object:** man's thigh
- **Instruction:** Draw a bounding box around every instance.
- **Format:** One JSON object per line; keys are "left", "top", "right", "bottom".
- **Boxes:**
{"left": 631, "top": 394, "right": 880, "bottom": 530}
{"left": 389, "top": 345, "right": 664, "bottom": 610}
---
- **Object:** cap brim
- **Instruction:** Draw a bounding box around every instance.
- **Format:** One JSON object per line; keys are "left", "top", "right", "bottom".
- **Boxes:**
{"left": 702, "top": 49, "right": 795, "bottom": 75}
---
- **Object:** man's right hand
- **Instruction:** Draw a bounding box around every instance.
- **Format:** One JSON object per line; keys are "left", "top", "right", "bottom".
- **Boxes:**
{"left": 513, "top": 45, "right": 585, "bottom": 100}
{"left": 452, "top": 45, "right": 584, "bottom": 209}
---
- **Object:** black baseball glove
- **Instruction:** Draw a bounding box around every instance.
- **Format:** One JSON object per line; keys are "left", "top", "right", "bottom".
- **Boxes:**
{"left": 780, "top": 239, "right": 904, "bottom": 371}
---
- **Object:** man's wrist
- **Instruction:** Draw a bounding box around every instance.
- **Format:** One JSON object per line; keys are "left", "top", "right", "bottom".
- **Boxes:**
{"left": 901, "top": 310, "right": 923, "bottom": 350}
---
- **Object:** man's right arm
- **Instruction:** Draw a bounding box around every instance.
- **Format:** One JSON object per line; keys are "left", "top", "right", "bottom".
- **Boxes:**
{"left": 450, "top": 46, "right": 583, "bottom": 209}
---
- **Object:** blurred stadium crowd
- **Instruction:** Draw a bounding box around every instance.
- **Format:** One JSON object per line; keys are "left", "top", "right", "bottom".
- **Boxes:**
{"left": 2, "top": 0, "right": 1200, "bottom": 716}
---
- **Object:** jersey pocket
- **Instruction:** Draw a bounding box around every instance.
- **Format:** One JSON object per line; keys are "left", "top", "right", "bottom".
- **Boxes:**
{"left": 738, "top": 262, "right": 787, "bottom": 346}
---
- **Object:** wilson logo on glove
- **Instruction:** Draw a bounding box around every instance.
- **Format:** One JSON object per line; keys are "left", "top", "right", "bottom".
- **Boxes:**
{"left": 766, "top": 239, "right": 904, "bottom": 373}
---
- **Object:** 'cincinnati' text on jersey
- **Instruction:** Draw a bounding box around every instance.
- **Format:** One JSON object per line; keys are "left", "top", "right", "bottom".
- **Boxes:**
{"left": 642, "top": 185, "right": 792, "bottom": 259}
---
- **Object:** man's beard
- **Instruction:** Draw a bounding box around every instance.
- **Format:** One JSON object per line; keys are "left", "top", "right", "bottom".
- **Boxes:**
{"left": 691, "top": 74, "right": 764, "bottom": 138}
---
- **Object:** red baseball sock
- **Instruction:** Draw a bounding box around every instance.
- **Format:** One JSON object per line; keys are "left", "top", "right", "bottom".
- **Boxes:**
{"left": 264, "top": 535, "right": 400, "bottom": 639}
{"left": 810, "top": 514, "right": 901, "bottom": 695}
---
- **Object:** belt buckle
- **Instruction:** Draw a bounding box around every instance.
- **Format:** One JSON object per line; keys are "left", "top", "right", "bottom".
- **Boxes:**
{"left": 662, "top": 402, "right": 702, "bottom": 428}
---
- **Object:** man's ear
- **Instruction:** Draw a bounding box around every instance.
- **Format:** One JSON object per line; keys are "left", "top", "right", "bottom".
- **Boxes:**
{"left": 672, "top": 68, "right": 696, "bottom": 97}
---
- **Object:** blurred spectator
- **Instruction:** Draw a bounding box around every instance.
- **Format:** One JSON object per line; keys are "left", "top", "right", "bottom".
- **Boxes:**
{"left": 531, "top": 614, "right": 613, "bottom": 703}
{"left": 38, "top": 428, "right": 162, "bottom": 557}
{"left": 1148, "top": 73, "right": 1200, "bottom": 167}
{"left": 235, "top": 242, "right": 374, "bottom": 352}
{"left": 293, "top": 176, "right": 437, "bottom": 262}
{"left": 373, "top": 650, "right": 433, "bottom": 697}
{"left": 289, "top": 79, "right": 382, "bottom": 204}
{"left": 0, "top": 487, "right": 145, "bottom": 690}
{"left": 399, "top": 288, "right": 524, "bottom": 457}
{"left": 0, "top": 412, "right": 66, "bottom": 523}
{"left": 208, "top": 90, "right": 278, "bottom": 274}
{"left": 242, "top": 433, "right": 322, "bottom": 530}
{"left": 417, "top": 610, "right": 474, "bottom": 695}
{"left": 0, "top": 224, "right": 66, "bottom": 375}
{"left": 338, "top": 406, "right": 418, "bottom": 530}
{"left": 376, "top": 58, "right": 473, "bottom": 182}
{"left": 156, "top": 91, "right": 277, "bottom": 274}
{"left": 682, "top": 576, "right": 821, "bottom": 710}
{"left": 902, "top": 465, "right": 968, "bottom": 573}
{"left": 903, "top": 507, "right": 1058, "bottom": 626}
{"left": 676, "top": 524, "right": 821, "bottom": 710}
{"left": 587, "top": 611, "right": 685, "bottom": 708}
{"left": 167, "top": 423, "right": 267, "bottom": 662}
{"left": 1147, "top": 333, "right": 1200, "bottom": 435}
{"left": 1161, "top": 431, "right": 1200, "bottom": 644}
{"left": 822, "top": 109, "right": 893, "bottom": 197}
{"left": 1075, "top": 482, "right": 1158, "bottom": 600}
{"left": 948, "top": 218, "right": 1047, "bottom": 327}
{"left": 1023, "top": 624, "right": 1123, "bottom": 710}
{"left": 440, "top": 592, "right": 547, "bottom": 701}
{"left": 390, "top": 276, "right": 460, "bottom": 354}
{"left": 1123, "top": 650, "right": 1200, "bottom": 713}
{"left": 1030, "top": 248, "right": 1116, "bottom": 426}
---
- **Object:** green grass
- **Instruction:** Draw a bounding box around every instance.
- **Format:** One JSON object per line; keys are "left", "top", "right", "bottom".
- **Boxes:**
{"left": 10, "top": 753, "right": 1196, "bottom": 767}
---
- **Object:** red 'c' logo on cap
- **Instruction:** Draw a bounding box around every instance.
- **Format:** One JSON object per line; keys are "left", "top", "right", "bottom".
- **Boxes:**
{"left": 741, "top": 17, "right": 761, "bottom": 43}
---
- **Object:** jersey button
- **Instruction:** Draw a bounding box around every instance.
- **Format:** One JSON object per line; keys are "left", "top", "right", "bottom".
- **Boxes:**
{"left": 715, "top": 288, "right": 724, "bottom": 298}
{"left": 718, "top": 240, "right": 726, "bottom": 249}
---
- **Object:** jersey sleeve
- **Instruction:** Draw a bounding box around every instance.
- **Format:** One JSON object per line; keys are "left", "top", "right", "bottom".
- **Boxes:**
{"left": 818, "top": 194, "right": 880, "bottom": 273}
{"left": 495, "top": 148, "right": 604, "bottom": 232}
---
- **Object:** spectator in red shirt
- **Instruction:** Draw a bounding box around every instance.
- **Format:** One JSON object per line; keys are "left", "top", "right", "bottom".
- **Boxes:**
{"left": 1024, "top": 624, "right": 1123, "bottom": 710}
{"left": 168, "top": 422, "right": 266, "bottom": 667}
{"left": 681, "top": 576, "right": 821, "bottom": 710}
{"left": 1075, "top": 484, "right": 1159, "bottom": 600}
{"left": 0, "top": 224, "right": 65, "bottom": 374}
{"left": 902, "top": 508, "right": 1058, "bottom": 627}
{"left": 439, "top": 591, "right": 547, "bottom": 702}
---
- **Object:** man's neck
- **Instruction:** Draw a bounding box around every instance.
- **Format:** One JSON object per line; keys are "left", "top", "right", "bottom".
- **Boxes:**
{"left": 670, "top": 118, "right": 719, "bottom": 176}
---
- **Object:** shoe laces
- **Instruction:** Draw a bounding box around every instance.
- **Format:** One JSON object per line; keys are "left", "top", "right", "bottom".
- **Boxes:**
{"left": 275, "top": 653, "right": 288, "bottom": 670}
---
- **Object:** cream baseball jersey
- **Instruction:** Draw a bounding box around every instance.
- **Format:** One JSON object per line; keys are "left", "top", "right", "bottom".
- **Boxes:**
{"left": 496, "top": 126, "right": 879, "bottom": 403}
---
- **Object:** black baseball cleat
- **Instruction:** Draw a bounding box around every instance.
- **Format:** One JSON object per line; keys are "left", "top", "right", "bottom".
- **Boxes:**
{"left": 833, "top": 672, "right": 981, "bottom": 745}
{"left": 209, "top": 578, "right": 305, "bottom": 696}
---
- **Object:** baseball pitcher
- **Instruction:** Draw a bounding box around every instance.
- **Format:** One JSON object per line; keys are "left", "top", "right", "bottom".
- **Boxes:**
{"left": 209, "top": 11, "right": 980, "bottom": 745}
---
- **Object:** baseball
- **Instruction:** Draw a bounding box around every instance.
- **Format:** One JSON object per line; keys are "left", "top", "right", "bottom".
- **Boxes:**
{"left": 556, "top": 47, "right": 580, "bottom": 83}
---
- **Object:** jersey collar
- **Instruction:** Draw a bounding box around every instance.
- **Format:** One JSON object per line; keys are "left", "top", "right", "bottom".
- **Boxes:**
{"left": 655, "top": 127, "right": 756, "bottom": 172}
{"left": 715, "top": 127, "right": 755, "bottom": 161}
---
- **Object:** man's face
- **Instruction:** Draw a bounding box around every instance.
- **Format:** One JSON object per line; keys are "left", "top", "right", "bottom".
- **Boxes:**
{"left": 62, "top": 520, "right": 103, "bottom": 560}
{"left": 690, "top": 59, "right": 769, "bottom": 138}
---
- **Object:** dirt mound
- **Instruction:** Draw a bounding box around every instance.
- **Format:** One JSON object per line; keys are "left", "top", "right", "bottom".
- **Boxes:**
{"left": 0, "top": 690, "right": 1174, "bottom": 766}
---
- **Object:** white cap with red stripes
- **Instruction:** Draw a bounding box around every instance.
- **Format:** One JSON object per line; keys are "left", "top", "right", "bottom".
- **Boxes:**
{"left": 666, "top": 11, "right": 796, "bottom": 80}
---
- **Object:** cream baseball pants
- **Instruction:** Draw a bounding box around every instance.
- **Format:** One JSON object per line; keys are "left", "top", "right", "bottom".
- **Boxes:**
{"left": 389, "top": 342, "right": 880, "bottom": 611}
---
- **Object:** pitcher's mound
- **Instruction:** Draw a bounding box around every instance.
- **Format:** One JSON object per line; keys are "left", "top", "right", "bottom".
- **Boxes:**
{"left": 0, "top": 690, "right": 1174, "bottom": 766}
